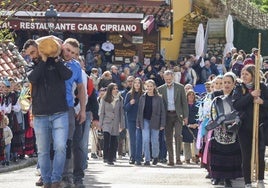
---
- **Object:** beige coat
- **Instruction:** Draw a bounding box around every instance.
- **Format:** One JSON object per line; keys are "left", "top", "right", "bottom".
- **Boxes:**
{"left": 3, "top": 126, "right": 13, "bottom": 145}
{"left": 99, "top": 97, "right": 125, "bottom": 136}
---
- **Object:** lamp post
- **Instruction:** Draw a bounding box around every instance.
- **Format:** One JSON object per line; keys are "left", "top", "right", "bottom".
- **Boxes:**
{"left": 45, "top": 5, "right": 58, "bottom": 34}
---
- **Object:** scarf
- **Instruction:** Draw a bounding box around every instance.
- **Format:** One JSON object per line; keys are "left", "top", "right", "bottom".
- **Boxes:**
{"left": 245, "top": 82, "right": 254, "bottom": 92}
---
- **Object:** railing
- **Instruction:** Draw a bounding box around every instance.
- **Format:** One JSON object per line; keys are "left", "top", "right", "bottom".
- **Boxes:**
{"left": 226, "top": 0, "right": 268, "bottom": 30}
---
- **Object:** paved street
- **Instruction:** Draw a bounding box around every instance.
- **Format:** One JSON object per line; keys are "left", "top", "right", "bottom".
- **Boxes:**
{"left": 0, "top": 156, "right": 267, "bottom": 188}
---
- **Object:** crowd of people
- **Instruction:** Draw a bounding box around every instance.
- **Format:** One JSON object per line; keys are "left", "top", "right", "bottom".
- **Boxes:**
{"left": 0, "top": 36, "right": 267, "bottom": 188}
{"left": 0, "top": 77, "right": 36, "bottom": 166}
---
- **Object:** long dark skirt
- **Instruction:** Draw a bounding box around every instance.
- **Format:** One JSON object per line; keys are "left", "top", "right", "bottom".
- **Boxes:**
{"left": 0, "top": 128, "right": 4, "bottom": 160}
{"left": 24, "top": 127, "right": 34, "bottom": 155}
{"left": 24, "top": 113, "right": 35, "bottom": 155}
{"left": 10, "top": 124, "right": 25, "bottom": 156}
{"left": 9, "top": 112, "right": 24, "bottom": 156}
{"left": 209, "top": 139, "right": 242, "bottom": 179}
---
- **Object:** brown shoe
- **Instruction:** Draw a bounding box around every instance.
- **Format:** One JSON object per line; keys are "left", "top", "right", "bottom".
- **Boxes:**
{"left": 176, "top": 160, "right": 182, "bottom": 165}
{"left": 185, "top": 159, "right": 190, "bottom": 164}
{"left": 167, "top": 162, "right": 174, "bottom": 166}
{"left": 51, "top": 182, "right": 61, "bottom": 188}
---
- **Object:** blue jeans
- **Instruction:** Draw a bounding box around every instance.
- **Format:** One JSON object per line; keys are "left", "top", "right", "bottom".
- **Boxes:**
{"left": 128, "top": 120, "right": 137, "bottom": 160}
{"left": 34, "top": 112, "right": 69, "bottom": 184}
{"left": 62, "top": 107, "right": 76, "bottom": 179}
{"left": 135, "top": 128, "right": 143, "bottom": 163}
{"left": 141, "top": 119, "right": 159, "bottom": 162}
{"left": 5, "top": 144, "right": 11, "bottom": 162}
{"left": 73, "top": 120, "right": 85, "bottom": 182}
{"left": 159, "top": 129, "right": 167, "bottom": 160}
{"left": 81, "top": 111, "right": 91, "bottom": 170}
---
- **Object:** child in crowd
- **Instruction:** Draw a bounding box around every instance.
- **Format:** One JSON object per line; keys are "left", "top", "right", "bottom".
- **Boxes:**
{"left": 1, "top": 113, "right": 13, "bottom": 166}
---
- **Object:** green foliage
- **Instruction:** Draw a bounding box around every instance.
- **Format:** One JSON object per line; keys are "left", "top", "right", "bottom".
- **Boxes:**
{"left": 0, "top": 28, "right": 14, "bottom": 42}
{"left": 233, "top": 19, "right": 268, "bottom": 56}
{"left": 0, "top": 0, "right": 37, "bottom": 42}
{"left": 249, "top": 0, "right": 264, "bottom": 5}
{"left": 261, "top": 4, "right": 268, "bottom": 12}
{"left": 250, "top": 0, "right": 268, "bottom": 12}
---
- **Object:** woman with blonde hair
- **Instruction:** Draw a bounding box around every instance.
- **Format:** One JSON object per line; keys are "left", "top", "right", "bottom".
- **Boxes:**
{"left": 136, "top": 79, "right": 165, "bottom": 166}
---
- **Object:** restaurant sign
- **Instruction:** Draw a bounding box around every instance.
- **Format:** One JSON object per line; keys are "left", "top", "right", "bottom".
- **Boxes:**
{"left": 1, "top": 20, "right": 141, "bottom": 33}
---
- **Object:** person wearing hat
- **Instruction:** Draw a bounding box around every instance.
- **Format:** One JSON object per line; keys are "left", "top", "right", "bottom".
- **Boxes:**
{"left": 207, "top": 72, "right": 242, "bottom": 187}
{"left": 24, "top": 36, "right": 73, "bottom": 188}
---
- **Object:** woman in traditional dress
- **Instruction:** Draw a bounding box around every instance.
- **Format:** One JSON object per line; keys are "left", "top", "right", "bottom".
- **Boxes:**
{"left": 208, "top": 72, "right": 242, "bottom": 187}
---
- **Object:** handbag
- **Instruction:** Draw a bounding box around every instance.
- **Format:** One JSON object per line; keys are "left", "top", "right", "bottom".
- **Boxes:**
{"left": 187, "top": 126, "right": 197, "bottom": 142}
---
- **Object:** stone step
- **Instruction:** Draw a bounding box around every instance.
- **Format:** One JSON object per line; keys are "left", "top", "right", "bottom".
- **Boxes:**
{"left": 181, "top": 37, "right": 196, "bottom": 43}
{"left": 180, "top": 48, "right": 196, "bottom": 55}
{"left": 183, "top": 34, "right": 196, "bottom": 39}
{"left": 180, "top": 43, "right": 195, "bottom": 48}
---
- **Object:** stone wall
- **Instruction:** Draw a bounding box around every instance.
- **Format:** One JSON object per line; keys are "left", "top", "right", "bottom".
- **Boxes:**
{"left": 206, "top": 38, "right": 226, "bottom": 58}
{"left": 193, "top": 0, "right": 227, "bottom": 18}
{"left": 194, "top": 0, "right": 268, "bottom": 30}
{"left": 226, "top": 0, "right": 268, "bottom": 30}
{"left": 183, "top": 12, "right": 207, "bottom": 34}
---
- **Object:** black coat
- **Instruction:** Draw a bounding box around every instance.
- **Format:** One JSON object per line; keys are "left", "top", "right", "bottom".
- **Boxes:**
{"left": 233, "top": 82, "right": 268, "bottom": 132}
{"left": 28, "top": 58, "right": 72, "bottom": 115}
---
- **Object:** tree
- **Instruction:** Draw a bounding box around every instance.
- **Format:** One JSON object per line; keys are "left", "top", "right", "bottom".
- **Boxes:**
{"left": 0, "top": 0, "right": 38, "bottom": 41}
{"left": 249, "top": 0, "right": 268, "bottom": 12}
{"left": 249, "top": 0, "right": 264, "bottom": 5}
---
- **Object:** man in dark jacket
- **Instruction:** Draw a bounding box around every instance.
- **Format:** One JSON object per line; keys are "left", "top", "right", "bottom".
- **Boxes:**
{"left": 111, "top": 65, "right": 123, "bottom": 90}
{"left": 24, "top": 37, "right": 72, "bottom": 188}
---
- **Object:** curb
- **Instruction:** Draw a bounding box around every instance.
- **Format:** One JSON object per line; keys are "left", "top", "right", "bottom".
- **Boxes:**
{"left": 0, "top": 158, "right": 37, "bottom": 174}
